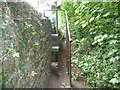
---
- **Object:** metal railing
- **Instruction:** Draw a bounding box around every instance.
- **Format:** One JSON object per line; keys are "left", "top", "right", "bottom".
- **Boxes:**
{"left": 43, "top": 9, "right": 72, "bottom": 87}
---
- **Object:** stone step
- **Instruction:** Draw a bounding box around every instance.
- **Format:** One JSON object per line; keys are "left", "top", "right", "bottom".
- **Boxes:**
{"left": 51, "top": 46, "right": 59, "bottom": 52}
{"left": 51, "top": 34, "right": 59, "bottom": 46}
{"left": 51, "top": 34, "right": 59, "bottom": 37}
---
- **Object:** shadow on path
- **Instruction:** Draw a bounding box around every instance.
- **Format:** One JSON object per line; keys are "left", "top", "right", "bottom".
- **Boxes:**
{"left": 47, "top": 44, "right": 70, "bottom": 88}
{"left": 47, "top": 43, "right": 87, "bottom": 88}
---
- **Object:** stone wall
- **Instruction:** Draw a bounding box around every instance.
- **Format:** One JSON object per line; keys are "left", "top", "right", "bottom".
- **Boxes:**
{"left": 0, "top": 2, "right": 53, "bottom": 88}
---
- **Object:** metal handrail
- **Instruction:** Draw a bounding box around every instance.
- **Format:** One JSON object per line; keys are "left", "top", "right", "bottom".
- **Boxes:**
{"left": 43, "top": 9, "right": 71, "bottom": 41}
{"left": 43, "top": 9, "right": 72, "bottom": 87}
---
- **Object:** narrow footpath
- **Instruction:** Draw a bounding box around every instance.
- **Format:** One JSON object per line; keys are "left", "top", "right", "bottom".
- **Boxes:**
{"left": 47, "top": 44, "right": 70, "bottom": 88}
{"left": 47, "top": 43, "right": 88, "bottom": 88}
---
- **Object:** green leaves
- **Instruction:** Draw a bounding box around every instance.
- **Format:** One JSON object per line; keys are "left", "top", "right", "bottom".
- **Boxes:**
{"left": 34, "top": 42, "right": 39, "bottom": 46}
{"left": 103, "top": 12, "right": 110, "bottom": 17}
{"left": 13, "top": 52, "right": 19, "bottom": 58}
{"left": 92, "top": 34, "right": 108, "bottom": 45}
{"left": 109, "top": 78, "right": 120, "bottom": 84}
{"left": 27, "top": 71, "right": 37, "bottom": 77}
{"left": 31, "top": 71, "right": 37, "bottom": 77}
{"left": 109, "top": 40, "right": 117, "bottom": 45}
{"left": 82, "top": 22, "right": 88, "bottom": 28}
{"left": 110, "top": 57, "right": 116, "bottom": 62}
{"left": 31, "top": 31, "right": 37, "bottom": 35}
{"left": 89, "top": 17, "right": 95, "bottom": 22}
{"left": 108, "top": 49, "right": 118, "bottom": 56}
{"left": 7, "top": 47, "right": 13, "bottom": 52}
{"left": 61, "top": 1, "right": 119, "bottom": 88}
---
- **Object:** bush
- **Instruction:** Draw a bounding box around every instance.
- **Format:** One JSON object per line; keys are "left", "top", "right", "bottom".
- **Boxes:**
{"left": 61, "top": 1, "right": 120, "bottom": 88}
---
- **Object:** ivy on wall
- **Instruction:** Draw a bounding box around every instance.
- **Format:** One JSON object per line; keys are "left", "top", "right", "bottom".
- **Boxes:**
{"left": 60, "top": 1, "right": 120, "bottom": 88}
{"left": 0, "top": 2, "right": 49, "bottom": 88}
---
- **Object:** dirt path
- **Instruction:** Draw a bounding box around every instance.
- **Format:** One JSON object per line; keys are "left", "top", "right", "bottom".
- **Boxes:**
{"left": 47, "top": 43, "right": 88, "bottom": 88}
{"left": 47, "top": 45, "right": 70, "bottom": 88}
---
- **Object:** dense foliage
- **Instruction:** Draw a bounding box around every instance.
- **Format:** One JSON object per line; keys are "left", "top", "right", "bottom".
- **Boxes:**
{"left": 60, "top": 1, "right": 120, "bottom": 88}
{"left": 0, "top": 3, "right": 44, "bottom": 88}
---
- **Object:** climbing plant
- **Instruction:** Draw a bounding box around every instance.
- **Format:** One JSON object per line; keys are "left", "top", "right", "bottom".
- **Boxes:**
{"left": 0, "top": 2, "right": 44, "bottom": 88}
{"left": 60, "top": 1, "right": 120, "bottom": 88}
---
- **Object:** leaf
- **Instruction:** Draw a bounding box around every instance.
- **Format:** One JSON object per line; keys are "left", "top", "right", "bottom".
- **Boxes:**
{"left": 97, "top": 38, "right": 103, "bottom": 42}
{"left": 110, "top": 57, "right": 116, "bottom": 62}
{"left": 109, "top": 34, "right": 114, "bottom": 38}
{"left": 82, "top": 22, "right": 88, "bottom": 28}
{"left": 13, "top": 53, "right": 19, "bottom": 58}
{"left": 31, "top": 71, "right": 37, "bottom": 76}
{"left": 73, "top": 39, "right": 80, "bottom": 44}
{"left": 103, "top": 34, "right": 108, "bottom": 38}
{"left": 75, "top": 21, "right": 79, "bottom": 25}
{"left": 72, "top": 58, "right": 78, "bottom": 63}
{"left": 103, "top": 12, "right": 110, "bottom": 17}
{"left": 34, "top": 42, "right": 39, "bottom": 46}
{"left": 109, "top": 78, "right": 120, "bottom": 84}
{"left": 108, "top": 51, "right": 113, "bottom": 56}
{"left": 28, "top": 72, "right": 31, "bottom": 76}
{"left": 7, "top": 47, "right": 13, "bottom": 52}
{"left": 94, "top": 35, "right": 102, "bottom": 40}
{"left": 31, "top": 32, "right": 37, "bottom": 35}
{"left": 96, "top": 14, "right": 101, "bottom": 19}
{"left": 75, "top": 6, "right": 80, "bottom": 14}
{"left": 115, "top": 56, "right": 120, "bottom": 60}
{"left": 108, "top": 49, "right": 118, "bottom": 56}
{"left": 109, "top": 40, "right": 117, "bottom": 44}
{"left": 89, "top": 17, "right": 95, "bottom": 22}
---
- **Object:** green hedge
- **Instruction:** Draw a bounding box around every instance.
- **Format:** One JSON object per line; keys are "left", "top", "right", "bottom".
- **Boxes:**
{"left": 60, "top": 1, "right": 120, "bottom": 88}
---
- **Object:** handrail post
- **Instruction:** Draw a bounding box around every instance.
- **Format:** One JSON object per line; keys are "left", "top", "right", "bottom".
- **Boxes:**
{"left": 70, "top": 40, "right": 72, "bottom": 87}
{"left": 55, "top": 2, "right": 58, "bottom": 33}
